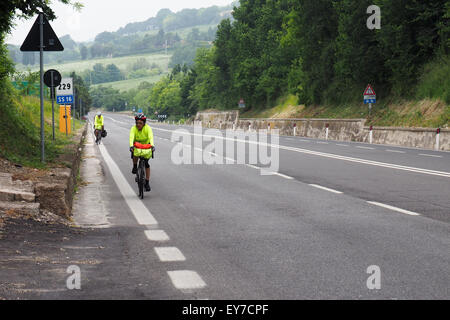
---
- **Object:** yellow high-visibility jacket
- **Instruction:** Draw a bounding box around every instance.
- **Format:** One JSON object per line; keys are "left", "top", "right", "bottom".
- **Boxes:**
{"left": 129, "top": 124, "right": 154, "bottom": 148}
{"left": 94, "top": 115, "right": 104, "bottom": 130}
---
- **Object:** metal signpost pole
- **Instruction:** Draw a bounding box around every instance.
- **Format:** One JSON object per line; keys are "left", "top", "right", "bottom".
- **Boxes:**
{"left": 51, "top": 70, "right": 55, "bottom": 140}
{"left": 65, "top": 105, "right": 68, "bottom": 136}
{"left": 39, "top": 13, "right": 45, "bottom": 162}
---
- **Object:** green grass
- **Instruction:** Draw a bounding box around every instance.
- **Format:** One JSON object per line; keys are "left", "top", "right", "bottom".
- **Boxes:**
{"left": 416, "top": 55, "right": 450, "bottom": 105}
{"left": 91, "top": 74, "right": 165, "bottom": 91}
{"left": 0, "top": 81, "right": 85, "bottom": 168}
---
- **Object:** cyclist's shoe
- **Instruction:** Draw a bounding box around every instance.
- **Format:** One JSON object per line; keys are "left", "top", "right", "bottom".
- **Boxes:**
{"left": 132, "top": 165, "right": 137, "bottom": 174}
{"left": 145, "top": 180, "right": 151, "bottom": 192}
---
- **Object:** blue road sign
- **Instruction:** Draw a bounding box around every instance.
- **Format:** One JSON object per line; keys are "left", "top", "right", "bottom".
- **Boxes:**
{"left": 364, "top": 98, "right": 376, "bottom": 104}
{"left": 56, "top": 95, "right": 74, "bottom": 104}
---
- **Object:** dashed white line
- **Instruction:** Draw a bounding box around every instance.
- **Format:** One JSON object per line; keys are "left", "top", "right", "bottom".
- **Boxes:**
{"left": 336, "top": 144, "right": 349, "bottom": 147}
{"left": 167, "top": 270, "right": 207, "bottom": 290}
{"left": 386, "top": 149, "right": 405, "bottom": 153}
{"left": 367, "top": 201, "right": 420, "bottom": 216}
{"left": 309, "top": 184, "right": 343, "bottom": 194}
{"left": 419, "top": 154, "right": 442, "bottom": 158}
{"left": 145, "top": 230, "right": 170, "bottom": 242}
{"left": 317, "top": 142, "right": 329, "bottom": 144}
{"left": 155, "top": 247, "right": 186, "bottom": 262}
{"left": 356, "top": 146, "right": 375, "bottom": 150}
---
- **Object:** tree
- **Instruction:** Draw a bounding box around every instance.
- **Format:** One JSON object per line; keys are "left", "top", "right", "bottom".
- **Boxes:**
{"left": 80, "top": 45, "right": 88, "bottom": 60}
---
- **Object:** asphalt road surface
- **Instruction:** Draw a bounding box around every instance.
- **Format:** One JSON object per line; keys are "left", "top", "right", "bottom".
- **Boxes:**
{"left": 2, "top": 112, "right": 448, "bottom": 299}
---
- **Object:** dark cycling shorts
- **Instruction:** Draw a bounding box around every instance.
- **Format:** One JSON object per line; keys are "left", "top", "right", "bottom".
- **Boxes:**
{"left": 143, "top": 159, "right": 150, "bottom": 169}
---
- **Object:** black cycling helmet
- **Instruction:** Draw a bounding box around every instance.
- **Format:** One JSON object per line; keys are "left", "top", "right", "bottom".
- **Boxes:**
{"left": 135, "top": 113, "right": 147, "bottom": 124}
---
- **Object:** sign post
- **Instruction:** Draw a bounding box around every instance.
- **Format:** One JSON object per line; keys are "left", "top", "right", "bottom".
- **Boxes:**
{"left": 363, "top": 84, "right": 376, "bottom": 116}
{"left": 20, "top": 13, "right": 64, "bottom": 162}
{"left": 44, "top": 69, "right": 62, "bottom": 140}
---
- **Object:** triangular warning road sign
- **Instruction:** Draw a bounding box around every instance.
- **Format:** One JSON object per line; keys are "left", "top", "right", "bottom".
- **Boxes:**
{"left": 20, "top": 14, "right": 64, "bottom": 52}
{"left": 363, "top": 84, "right": 376, "bottom": 96}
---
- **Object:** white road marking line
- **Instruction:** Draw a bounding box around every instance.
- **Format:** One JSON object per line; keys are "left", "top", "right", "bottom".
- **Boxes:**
{"left": 367, "top": 201, "right": 420, "bottom": 216}
{"left": 386, "top": 149, "right": 405, "bottom": 153}
{"left": 145, "top": 230, "right": 170, "bottom": 242}
{"left": 309, "top": 184, "right": 343, "bottom": 194}
{"left": 317, "top": 142, "right": 329, "bottom": 144}
{"left": 336, "top": 144, "right": 349, "bottom": 147}
{"left": 272, "top": 172, "right": 294, "bottom": 180}
{"left": 356, "top": 146, "right": 375, "bottom": 150}
{"left": 419, "top": 154, "right": 442, "bottom": 158}
{"left": 97, "top": 139, "right": 158, "bottom": 226}
{"left": 167, "top": 270, "right": 206, "bottom": 290}
{"left": 151, "top": 127, "right": 450, "bottom": 178}
{"left": 299, "top": 140, "right": 310, "bottom": 142}
{"left": 154, "top": 247, "right": 186, "bottom": 262}
{"left": 246, "top": 164, "right": 260, "bottom": 170}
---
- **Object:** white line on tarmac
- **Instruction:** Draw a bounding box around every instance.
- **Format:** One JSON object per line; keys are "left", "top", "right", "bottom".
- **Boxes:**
{"left": 167, "top": 270, "right": 207, "bottom": 290}
{"left": 419, "top": 154, "right": 442, "bottom": 158}
{"left": 246, "top": 164, "right": 260, "bottom": 170}
{"left": 367, "top": 201, "right": 420, "bottom": 216}
{"left": 317, "top": 142, "right": 329, "bottom": 144}
{"left": 386, "top": 149, "right": 406, "bottom": 153}
{"left": 309, "top": 184, "right": 343, "bottom": 194}
{"left": 336, "top": 144, "right": 349, "bottom": 147}
{"left": 97, "top": 140, "right": 158, "bottom": 226}
{"left": 356, "top": 146, "right": 375, "bottom": 150}
{"left": 154, "top": 247, "right": 186, "bottom": 262}
{"left": 145, "top": 230, "right": 170, "bottom": 242}
{"left": 150, "top": 127, "right": 450, "bottom": 178}
{"left": 271, "top": 172, "right": 294, "bottom": 180}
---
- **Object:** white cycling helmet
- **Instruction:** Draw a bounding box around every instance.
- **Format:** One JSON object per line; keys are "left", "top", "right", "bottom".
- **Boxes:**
{"left": 97, "top": 111, "right": 102, "bottom": 116}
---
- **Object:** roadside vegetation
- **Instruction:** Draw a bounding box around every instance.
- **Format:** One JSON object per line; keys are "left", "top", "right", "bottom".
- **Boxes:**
{"left": 141, "top": 0, "right": 449, "bottom": 127}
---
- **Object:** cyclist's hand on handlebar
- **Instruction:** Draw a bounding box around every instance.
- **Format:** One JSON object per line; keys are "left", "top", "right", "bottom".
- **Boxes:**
{"left": 151, "top": 146, "right": 155, "bottom": 152}
{"left": 130, "top": 146, "right": 134, "bottom": 153}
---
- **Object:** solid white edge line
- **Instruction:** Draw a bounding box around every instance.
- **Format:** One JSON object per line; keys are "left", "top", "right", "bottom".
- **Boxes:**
{"left": 167, "top": 270, "right": 207, "bottom": 290}
{"left": 95, "top": 128, "right": 158, "bottom": 226}
{"left": 274, "top": 172, "right": 294, "bottom": 180}
{"left": 309, "top": 184, "right": 343, "bottom": 194}
{"left": 367, "top": 201, "right": 420, "bottom": 216}
{"left": 150, "top": 127, "right": 450, "bottom": 178}
{"left": 154, "top": 247, "right": 186, "bottom": 262}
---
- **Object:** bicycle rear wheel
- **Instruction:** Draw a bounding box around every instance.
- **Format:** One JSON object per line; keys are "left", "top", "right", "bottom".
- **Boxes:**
{"left": 138, "top": 159, "right": 145, "bottom": 199}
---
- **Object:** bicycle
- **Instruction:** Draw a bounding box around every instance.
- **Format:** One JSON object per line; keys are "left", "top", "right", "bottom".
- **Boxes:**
{"left": 94, "top": 128, "right": 102, "bottom": 145}
{"left": 131, "top": 143, "right": 154, "bottom": 199}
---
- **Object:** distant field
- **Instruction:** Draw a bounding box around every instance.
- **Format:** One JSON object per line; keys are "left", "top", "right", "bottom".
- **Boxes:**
{"left": 17, "top": 52, "right": 172, "bottom": 75}
{"left": 138, "top": 24, "right": 217, "bottom": 39}
{"left": 91, "top": 74, "right": 165, "bottom": 91}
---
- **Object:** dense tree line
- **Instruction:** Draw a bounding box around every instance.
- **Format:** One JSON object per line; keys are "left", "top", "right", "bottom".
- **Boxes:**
{"left": 157, "top": 0, "right": 449, "bottom": 114}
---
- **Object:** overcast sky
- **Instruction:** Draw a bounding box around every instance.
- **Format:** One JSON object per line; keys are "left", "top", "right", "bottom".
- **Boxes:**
{"left": 6, "top": 0, "right": 234, "bottom": 45}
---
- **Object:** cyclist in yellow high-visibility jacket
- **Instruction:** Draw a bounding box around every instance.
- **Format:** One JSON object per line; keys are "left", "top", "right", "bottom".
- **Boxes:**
{"left": 94, "top": 112, "right": 104, "bottom": 143}
{"left": 129, "top": 113, "right": 154, "bottom": 192}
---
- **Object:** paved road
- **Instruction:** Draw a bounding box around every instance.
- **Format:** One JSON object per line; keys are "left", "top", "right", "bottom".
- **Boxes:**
{"left": 3, "top": 112, "right": 448, "bottom": 299}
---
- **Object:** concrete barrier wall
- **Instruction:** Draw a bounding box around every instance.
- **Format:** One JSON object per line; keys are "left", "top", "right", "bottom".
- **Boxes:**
{"left": 359, "top": 127, "right": 449, "bottom": 151}
{"left": 191, "top": 111, "right": 449, "bottom": 151}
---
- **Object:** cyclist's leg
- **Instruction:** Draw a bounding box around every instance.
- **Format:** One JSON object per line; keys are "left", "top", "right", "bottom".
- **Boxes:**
{"left": 132, "top": 155, "right": 138, "bottom": 174}
{"left": 144, "top": 159, "right": 151, "bottom": 191}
